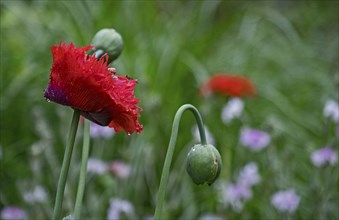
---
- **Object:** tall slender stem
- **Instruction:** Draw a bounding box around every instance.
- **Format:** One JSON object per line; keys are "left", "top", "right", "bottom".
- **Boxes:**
{"left": 221, "top": 133, "right": 232, "bottom": 180}
{"left": 154, "top": 104, "right": 207, "bottom": 219}
{"left": 53, "top": 109, "right": 80, "bottom": 220}
{"left": 74, "top": 120, "right": 91, "bottom": 219}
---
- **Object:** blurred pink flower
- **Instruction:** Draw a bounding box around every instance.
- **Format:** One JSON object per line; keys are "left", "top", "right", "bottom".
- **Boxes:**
{"left": 240, "top": 128, "right": 270, "bottom": 152}
{"left": 90, "top": 122, "right": 115, "bottom": 138}
{"left": 221, "top": 98, "right": 244, "bottom": 124}
{"left": 1, "top": 206, "right": 28, "bottom": 220}
{"left": 107, "top": 198, "right": 135, "bottom": 220}
{"left": 323, "top": 99, "right": 339, "bottom": 122}
{"left": 271, "top": 189, "right": 300, "bottom": 213}
{"left": 109, "top": 161, "right": 131, "bottom": 179}
{"left": 224, "top": 183, "right": 252, "bottom": 211}
{"left": 222, "top": 162, "right": 261, "bottom": 211}
{"left": 311, "top": 147, "right": 337, "bottom": 167}
{"left": 237, "top": 162, "right": 260, "bottom": 187}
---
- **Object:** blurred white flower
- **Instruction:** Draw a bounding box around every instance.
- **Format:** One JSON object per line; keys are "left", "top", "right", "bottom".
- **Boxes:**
{"left": 87, "top": 158, "right": 109, "bottom": 174}
{"left": 271, "top": 189, "right": 300, "bottom": 213}
{"left": 221, "top": 98, "right": 244, "bottom": 124}
{"left": 23, "top": 185, "right": 48, "bottom": 204}
{"left": 90, "top": 122, "right": 115, "bottom": 138}
{"left": 1, "top": 206, "right": 28, "bottom": 220}
{"left": 107, "top": 198, "right": 135, "bottom": 220}
{"left": 311, "top": 147, "right": 337, "bottom": 167}
{"left": 323, "top": 99, "right": 339, "bottom": 122}
{"left": 240, "top": 128, "right": 271, "bottom": 152}
{"left": 193, "top": 125, "right": 215, "bottom": 146}
{"left": 109, "top": 161, "right": 131, "bottom": 179}
{"left": 199, "top": 213, "right": 225, "bottom": 220}
{"left": 237, "top": 162, "right": 260, "bottom": 187}
{"left": 143, "top": 216, "right": 154, "bottom": 220}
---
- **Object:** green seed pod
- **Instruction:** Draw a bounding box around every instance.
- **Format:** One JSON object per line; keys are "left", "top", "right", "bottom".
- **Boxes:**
{"left": 186, "top": 144, "right": 222, "bottom": 185}
{"left": 90, "top": 28, "right": 123, "bottom": 63}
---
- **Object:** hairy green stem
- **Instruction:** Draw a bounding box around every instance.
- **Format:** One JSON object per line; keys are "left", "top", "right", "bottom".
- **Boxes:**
{"left": 154, "top": 104, "right": 207, "bottom": 219}
{"left": 53, "top": 109, "right": 80, "bottom": 220}
{"left": 73, "top": 120, "right": 91, "bottom": 219}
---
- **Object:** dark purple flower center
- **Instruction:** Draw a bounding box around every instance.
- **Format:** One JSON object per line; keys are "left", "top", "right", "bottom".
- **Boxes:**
{"left": 44, "top": 84, "right": 70, "bottom": 106}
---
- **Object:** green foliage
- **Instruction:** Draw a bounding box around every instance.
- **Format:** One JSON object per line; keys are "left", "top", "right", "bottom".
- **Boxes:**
{"left": 0, "top": 1, "right": 338, "bottom": 219}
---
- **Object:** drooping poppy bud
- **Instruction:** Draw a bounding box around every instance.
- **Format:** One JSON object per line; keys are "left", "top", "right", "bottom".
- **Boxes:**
{"left": 186, "top": 144, "right": 222, "bottom": 185}
{"left": 90, "top": 28, "right": 123, "bottom": 63}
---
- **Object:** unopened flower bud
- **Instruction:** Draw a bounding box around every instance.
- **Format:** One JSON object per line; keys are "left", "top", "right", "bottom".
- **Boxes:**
{"left": 186, "top": 144, "right": 222, "bottom": 185}
{"left": 90, "top": 28, "right": 123, "bottom": 63}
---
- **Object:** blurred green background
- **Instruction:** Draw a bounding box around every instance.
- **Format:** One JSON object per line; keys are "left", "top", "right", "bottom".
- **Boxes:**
{"left": 0, "top": 1, "right": 338, "bottom": 219}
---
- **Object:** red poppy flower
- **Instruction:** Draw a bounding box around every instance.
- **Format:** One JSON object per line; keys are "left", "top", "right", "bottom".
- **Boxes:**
{"left": 44, "top": 42, "right": 143, "bottom": 134}
{"left": 200, "top": 73, "right": 256, "bottom": 97}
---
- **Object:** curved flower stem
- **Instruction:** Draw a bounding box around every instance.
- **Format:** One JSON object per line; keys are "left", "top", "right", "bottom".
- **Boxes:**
{"left": 73, "top": 120, "right": 91, "bottom": 219}
{"left": 53, "top": 109, "right": 80, "bottom": 220}
{"left": 154, "top": 104, "right": 207, "bottom": 220}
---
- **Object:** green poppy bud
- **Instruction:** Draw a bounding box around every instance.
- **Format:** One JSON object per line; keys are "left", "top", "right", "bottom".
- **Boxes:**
{"left": 186, "top": 144, "right": 222, "bottom": 185}
{"left": 90, "top": 28, "right": 123, "bottom": 63}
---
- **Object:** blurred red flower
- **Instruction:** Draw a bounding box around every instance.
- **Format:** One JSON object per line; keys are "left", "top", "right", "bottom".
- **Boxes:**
{"left": 44, "top": 42, "right": 143, "bottom": 134}
{"left": 201, "top": 73, "right": 256, "bottom": 97}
